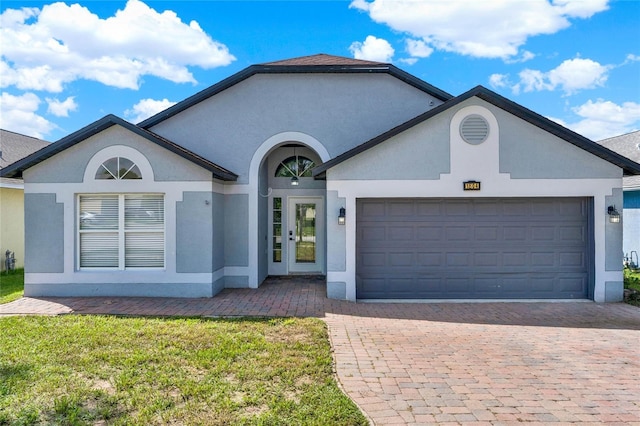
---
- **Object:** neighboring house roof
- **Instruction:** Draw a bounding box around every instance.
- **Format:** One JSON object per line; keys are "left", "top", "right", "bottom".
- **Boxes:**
{"left": 313, "top": 85, "right": 640, "bottom": 178}
{"left": 599, "top": 130, "right": 640, "bottom": 189}
{"left": 0, "top": 115, "right": 238, "bottom": 181}
{"left": 0, "top": 129, "right": 50, "bottom": 188}
{"left": 0, "top": 129, "right": 49, "bottom": 169}
{"left": 138, "top": 53, "right": 453, "bottom": 129}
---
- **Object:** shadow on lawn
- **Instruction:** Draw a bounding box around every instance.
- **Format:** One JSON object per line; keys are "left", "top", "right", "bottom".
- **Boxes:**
{"left": 5, "top": 276, "right": 640, "bottom": 330}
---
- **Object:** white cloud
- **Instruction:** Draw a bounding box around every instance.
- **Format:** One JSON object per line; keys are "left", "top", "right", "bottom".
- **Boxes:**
{"left": 349, "top": 35, "right": 395, "bottom": 62}
{"left": 623, "top": 54, "right": 640, "bottom": 65}
{"left": 505, "top": 51, "right": 536, "bottom": 64}
{"left": 550, "top": 99, "right": 640, "bottom": 140}
{"left": 0, "top": 92, "right": 56, "bottom": 138}
{"left": 546, "top": 58, "right": 612, "bottom": 94}
{"left": 489, "top": 73, "right": 510, "bottom": 89}
{"left": 124, "top": 98, "right": 177, "bottom": 123}
{"left": 350, "top": 0, "right": 609, "bottom": 59}
{"left": 398, "top": 57, "right": 418, "bottom": 66}
{"left": 518, "top": 69, "right": 556, "bottom": 93}
{"left": 0, "top": 0, "right": 235, "bottom": 93}
{"left": 405, "top": 39, "right": 433, "bottom": 58}
{"left": 46, "top": 96, "right": 77, "bottom": 117}
{"left": 503, "top": 58, "right": 612, "bottom": 95}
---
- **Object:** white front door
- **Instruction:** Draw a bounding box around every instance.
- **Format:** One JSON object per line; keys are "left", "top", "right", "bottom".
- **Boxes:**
{"left": 287, "top": 197, "right": 324, "bottom": 273}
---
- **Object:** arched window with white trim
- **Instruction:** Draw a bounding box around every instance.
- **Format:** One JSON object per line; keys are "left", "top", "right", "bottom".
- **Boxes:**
{"left": 95, "top": 157, "right": 142, "bottom": 180}
{"left": 275, "top": 155, "right": 315, "bottom": 178}
{"left": 79, "top": 148, "right": 164, "bottom": 270}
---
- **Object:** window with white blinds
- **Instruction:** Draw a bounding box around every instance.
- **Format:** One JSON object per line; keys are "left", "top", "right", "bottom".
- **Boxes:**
{"left": 79, "top": 194, "right": 164, "bottom": 269}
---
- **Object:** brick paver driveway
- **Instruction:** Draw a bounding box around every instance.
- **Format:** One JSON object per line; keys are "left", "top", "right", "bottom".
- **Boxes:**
{"left": 3, "top": 277, "right": 640, "bottom": 425}
{"left": 325, "top": 303, "right": 640, "bottom": 425}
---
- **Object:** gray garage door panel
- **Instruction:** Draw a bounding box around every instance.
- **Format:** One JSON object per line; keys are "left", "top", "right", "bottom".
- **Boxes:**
{"left": 356, "top": 198, "right": 591, "bottom": 299}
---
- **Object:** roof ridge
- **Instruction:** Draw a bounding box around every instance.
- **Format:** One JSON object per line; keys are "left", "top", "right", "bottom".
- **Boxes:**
{"left": 261, "top": 53, "right": 387, "bottom": 66}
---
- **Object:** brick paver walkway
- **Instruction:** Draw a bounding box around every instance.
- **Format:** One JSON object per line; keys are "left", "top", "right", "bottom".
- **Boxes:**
{"left": 2, "top": 276, "right": 640, "bottom": 425}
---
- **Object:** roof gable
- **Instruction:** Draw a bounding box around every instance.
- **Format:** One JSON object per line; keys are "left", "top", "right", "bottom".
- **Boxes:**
{"left": 314, "top": 85, "right": 640, "bottom": 177}
{"left": 0, "top": 115, "right": 237, "bottom": 181}
{"left": 138, "top": 53, "right": 452, "bottom": 128}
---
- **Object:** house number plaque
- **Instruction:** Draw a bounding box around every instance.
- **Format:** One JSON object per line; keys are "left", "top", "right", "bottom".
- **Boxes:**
{"left": 463, "top": 180, "right": 481, "bottom": 191}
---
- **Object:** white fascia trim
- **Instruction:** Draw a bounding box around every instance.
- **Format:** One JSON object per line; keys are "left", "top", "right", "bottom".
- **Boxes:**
{"left": 326, "top": 178, "right": 622, "bottom": 198}
{"left": 221, "top": 183, "right": 249, "bottom": 195}
{"left": 25, "top": 181, "right": 217, "bottom": 195}
{"left": 0, "top": 182, "right": 24, "bottom": 189}
{"left": 29, "top": 181, "right": 249, "bottom": 197}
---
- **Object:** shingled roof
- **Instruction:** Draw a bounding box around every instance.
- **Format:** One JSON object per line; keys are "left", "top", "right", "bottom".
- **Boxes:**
{"left": 599, "top": 131, "right": 640, "bottom": 162}
{"left": 0, "top": 129, "right": 49, "bottom": 169}
{"left": 599, "top": 130, "right": 640, "bottom": 189}
{"left": 262, "top": 53, "right": 385, "bottom": 66}
{"left": 0, "top": 129, "right": 50, "bottom": 187}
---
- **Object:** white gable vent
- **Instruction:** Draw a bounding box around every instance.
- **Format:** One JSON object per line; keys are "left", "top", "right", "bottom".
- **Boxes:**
{"left": 460, "top": 114, "right": 489, "bottom": 145}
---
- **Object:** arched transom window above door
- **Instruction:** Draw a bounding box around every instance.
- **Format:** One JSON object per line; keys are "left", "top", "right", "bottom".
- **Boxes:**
{"left": 95, "top": 157, "right": 142, "bottom": 180}
{"left": 275, "top": 155, "right": 315, "bottom": 178}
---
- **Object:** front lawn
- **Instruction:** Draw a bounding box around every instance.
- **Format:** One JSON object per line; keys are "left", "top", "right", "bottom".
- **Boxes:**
{"left": 0, "top": 316, "right": 367, "bottom": 425}
{"left": 0, "top": 268, "right": 24, "bottom": 304}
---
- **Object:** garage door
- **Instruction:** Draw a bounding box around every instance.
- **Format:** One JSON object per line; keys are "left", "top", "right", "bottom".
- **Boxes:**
{"left": 356, "top": 198, "right": 592, "bottom": 299}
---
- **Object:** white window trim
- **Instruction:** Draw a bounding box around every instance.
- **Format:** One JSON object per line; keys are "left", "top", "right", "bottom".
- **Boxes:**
{"left": 77, "top": 193, "right": 166, "bottom": 271}
{"left": 84, "top": 145, "right": 154, "bottom": 183}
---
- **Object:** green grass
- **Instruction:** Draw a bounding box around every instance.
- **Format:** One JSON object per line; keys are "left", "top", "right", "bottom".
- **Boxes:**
{"left": 0, "top": 315, "right": 367, "bottom": 425}
{"left": 0, "top": 268, "right": 24, "bottom": 304}
{"left": 624, "top": 268, "right": 640, "bottom": 307}
{"left": 625, "top": 268, "right": 640, "bottom": 290}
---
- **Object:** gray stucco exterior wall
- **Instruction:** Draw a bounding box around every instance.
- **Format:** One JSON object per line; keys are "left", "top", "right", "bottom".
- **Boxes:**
{"left": 24, "top": 193, "right": 64, "bottom": 273}
{"left": 149, "top": 73, "right": 442, "bottom": 183}
{"left": 605, "top": 188, "right": 624, "bottom": 271}
{"left": 605, "top": 281, "right": 624, "bottom": 302}
{"left": 326, "top": 190, "right": 346, "bottom": 271}
{"left": 224, "top": 194, "right": 249, "bottom": 266}
{"left": 490, "top": 103, "right": 621, "bottom": 179}
{"left": 25, "top": 282, "right": 215, "bottom": 298}
{"left": 326, "top": 190, "right": 347, "bottom": 300}
{"left": 25, "top": 126, "right": 214, "bottom": 183}
{"left": 212, "top": 192, "right": 225, "bottom": 271}
{"left": 329, "top": 113, "right": 451, "bottom": 180}
{"left": 176, "top": 192, "right": 214, "bottom": 273}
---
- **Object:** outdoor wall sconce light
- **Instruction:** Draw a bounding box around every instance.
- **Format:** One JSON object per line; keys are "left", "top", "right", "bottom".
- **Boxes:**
{"left": 607, "top": 205, "right": 620, "bottom": 223}
{"left": 290, "top": 176, "right": 299, "bottom": 186}
{"left": 338, "top": 207, "right": 346, "bottom": 225}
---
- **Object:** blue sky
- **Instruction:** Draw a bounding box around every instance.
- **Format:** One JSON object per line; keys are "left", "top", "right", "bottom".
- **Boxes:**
{"left": 1, "top": 0, "right": 638, "bottom": 142}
